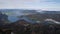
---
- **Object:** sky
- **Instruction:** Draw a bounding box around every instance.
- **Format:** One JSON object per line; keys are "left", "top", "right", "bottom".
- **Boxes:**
{"left": 0, "top": 0, "right": 60, "bottom": 11}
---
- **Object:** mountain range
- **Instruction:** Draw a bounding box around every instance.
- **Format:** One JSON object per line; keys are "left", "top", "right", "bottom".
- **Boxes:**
{"left": 0, "top": 9, "right": 60, "bottom": 22}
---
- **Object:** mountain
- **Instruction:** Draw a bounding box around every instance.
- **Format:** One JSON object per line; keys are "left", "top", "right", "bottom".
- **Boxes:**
{"left": 25, "top": 12, "right": 60, "bottom": 22}
{"left": 38, "top": 11, "right": 60, "bottom": 14}
{"left": 0, "top": 9, "right": 38, "bottom": 15}
{"left": 0, "top": 9, "right": 38, "bottom": 22}
{"left": 1, "top": 9, "right": 60, "bottom": 23}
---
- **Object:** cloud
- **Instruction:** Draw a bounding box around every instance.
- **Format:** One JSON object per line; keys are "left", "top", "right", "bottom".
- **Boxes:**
{"left": 0, "top": 0, "right": 60, "bottom": 10}
{"left": 0, "top": 0, "right": 39, "bottom": 9}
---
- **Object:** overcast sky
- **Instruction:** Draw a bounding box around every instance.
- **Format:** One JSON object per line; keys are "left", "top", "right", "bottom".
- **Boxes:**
{"left": 0, "top": 0, "right": 60, "bottom": 11}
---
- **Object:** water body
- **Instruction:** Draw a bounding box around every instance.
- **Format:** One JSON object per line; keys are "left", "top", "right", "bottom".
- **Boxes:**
{"left": 8, "top": 16, "right": 20, "bottom": 22}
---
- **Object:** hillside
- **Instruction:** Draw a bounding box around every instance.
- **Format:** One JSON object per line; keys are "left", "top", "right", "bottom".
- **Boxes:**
{"left": 25, "top": 13, "right": 60, "bottom": 22}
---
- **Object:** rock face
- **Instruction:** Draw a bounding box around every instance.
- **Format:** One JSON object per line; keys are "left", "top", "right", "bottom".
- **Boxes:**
{"left": 9, "top": 18, "right": 33, "bottom": 34}
{"left": 0, "top": 12, "right": 11, "bottom": 34}
{"left": 0, "top": 12, "right": 8, "bottom": 25}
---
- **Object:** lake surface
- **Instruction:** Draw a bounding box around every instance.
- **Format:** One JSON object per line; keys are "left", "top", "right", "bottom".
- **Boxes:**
{"left": 8, "top": 16, "right": 19, "bottom": 22}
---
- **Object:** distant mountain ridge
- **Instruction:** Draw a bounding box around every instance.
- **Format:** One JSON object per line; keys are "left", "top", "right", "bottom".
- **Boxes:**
{"left": 0, "top": 9, "right": 60, "bottom": 22}
{"left": 38, "top": 11, "right": 60, "bottom": 14}
{"left": 0, "top": 9, "right": 38, "bottom": 16}
{"left": 0, "top": 9, "right": 60, "bottom": 15}
{"left": 0, "top": 9, "right": 38, "bottom": 22}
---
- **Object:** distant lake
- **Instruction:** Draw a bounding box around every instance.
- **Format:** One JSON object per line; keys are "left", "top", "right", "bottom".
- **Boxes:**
{"left": 8, "top": 16, "right": 19, "bottom": 22}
